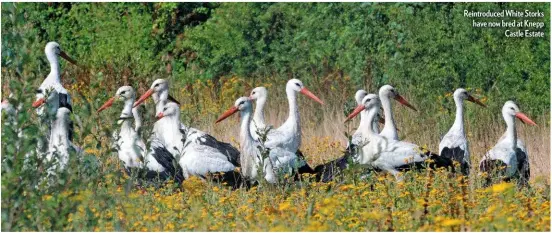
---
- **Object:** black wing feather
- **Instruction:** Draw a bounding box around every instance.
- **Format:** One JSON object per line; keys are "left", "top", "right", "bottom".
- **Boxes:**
{"left": 151, "top": 146, "right": 185, "bottom": 183}
{"left": 440, "top": 147, "right": 469, "bottom": 175}
{"left": 197, "top": 134, "right": 241, "bottom": 167}
{"left": 515, "top": 148, "right": 530, "bottom": 187}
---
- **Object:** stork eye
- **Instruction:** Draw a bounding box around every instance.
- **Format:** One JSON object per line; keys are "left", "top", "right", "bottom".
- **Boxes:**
{"left": 36, "top": 89, "right": 43, "bottom": 94}
{"left": 120, "top": 91, "right": 126, "bottom": 95}
{"left": 155, "top": 83, "right": 160, "bottom": 87}
{"left": 239, "top": 101, "right": 245, "bottom": 105}
{"left": 510, "top": 107, "right": 515, "bottom": 110}
{"left": 295, "top": 83, "right": 301, "bottom": 87}
{"left": 163, "top": 107, "right": 167, "bottom": 111}
{"left": 252, "top": 91, "right": 256, "bottom": 95}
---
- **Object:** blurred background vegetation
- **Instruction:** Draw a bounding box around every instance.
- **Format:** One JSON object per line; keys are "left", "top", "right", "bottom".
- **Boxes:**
{"left": 2, "top": 2, "right": 549, "bottom": 115}
{"left": 1, "top": 2, "right": 550, "bottom": 231}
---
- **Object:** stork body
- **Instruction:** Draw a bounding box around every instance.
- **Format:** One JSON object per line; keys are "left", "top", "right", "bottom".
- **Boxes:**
{"left": 439, "top": 88, "right": 486, "bottom": 175}
{"left": 479, "top": 101, "right": 535, "bottom": 186}
{"left": 155, "top": 102, "right": 238, "bottom": 180}
{"left": 134, "top": 79, "right": 240, "bottom": 174}
{"left": 346, "top": 94, "right": 451, "bottom": 179}
{"left": 97, "top": 86, "right": 183, "bottom": 182}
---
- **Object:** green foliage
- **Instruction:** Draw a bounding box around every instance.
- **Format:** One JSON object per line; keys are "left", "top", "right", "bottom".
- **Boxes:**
{"left": 2, "top": 3, "right": 548, "bottom": 116}
{"left": 0, "top": 3, "right": 550, "bottom": 231}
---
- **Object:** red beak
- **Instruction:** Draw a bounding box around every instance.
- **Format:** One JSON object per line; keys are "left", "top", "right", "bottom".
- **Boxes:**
{"left": 32, "top": 98, "right": 46, "bottom": 108}
{"left": 97, "top": 97, "right": 115, "bottom": 113}
{"left": 345, "top": 104, "right": 365, "bottom": 122}
{"left": 134, "top": 89, "right": 154, "bottom": 108}
{"left": 515, "top": 112, "right": 537, "bottom": 126}
{"left": 156, "top": 112, "right": 164, "bottom": 120}
{"left": 467, "top": 95, "right": 486, "bottom": 107}
{"left": 59, "top": 51, "right": 77, "bottom": 65}
{"left": 215, "top": 106, "right": 239, "bottom": 123}
{"left": 394, "top": 94, "right": 418, "bottom": 111}
{"left": 300, "top": 88, "right": 324, "bottom": 105}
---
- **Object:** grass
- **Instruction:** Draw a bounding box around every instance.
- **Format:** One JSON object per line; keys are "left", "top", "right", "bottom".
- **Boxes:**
{"left": 1, "top": 75, "right": 550, "bottom": 231}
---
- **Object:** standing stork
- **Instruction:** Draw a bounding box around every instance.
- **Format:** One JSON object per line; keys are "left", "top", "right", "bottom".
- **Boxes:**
{"left": 96, "top": 86, "right": 182, "bottom": 182}
{"left": 345, "top": 94, "right": 452, "bottom": 180}
{"left": 33, "top": 42, "right": 77, "bottom": 116}
{"left": 32, "top": 42, "right": 77, "bottom": 155}
{"left": 132, "top": 79, "right": 241, "bottom": 168}
{"left": 439, "top": 88, "right": 486, "bottom": 175}
{"left": 216, "top": 97, "right": 300, "bottom": 184}
{"left": 479, "top": 101, "right": 536, "bottom": 186}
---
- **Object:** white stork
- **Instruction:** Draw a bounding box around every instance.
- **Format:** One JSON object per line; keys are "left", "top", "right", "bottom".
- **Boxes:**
{"left": 97, "top": 86, "right": 182, "bottom": 182}
{"left": 262, "top": 79, "right": 324, "bottom": 152}
{"left": 216, "top": 97, "right": 300, "bottom": 184}
{"left": 479, "top": 101, "right": 536, "bottom": 186}
{"left": 155, "top": 101, "right": 240, "bottom": 180}
{"left": 345, "top": 94, "right": 451, "bottom": 180}
{"left": 133, "top": 79, "right": 241, "bottom": 169}
{"left": 439, "top": 88, "right": 486, "bottom": 175}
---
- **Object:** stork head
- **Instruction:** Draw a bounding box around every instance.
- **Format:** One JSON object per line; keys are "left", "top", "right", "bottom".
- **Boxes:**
{"left": 97, "top": 86, "right": 136, "bottom": 113}
{"left": 345, "top": 94, "right": 380, "bottom": 122}
{"left": 249, "top": 87, "right": 268, "bottom": 101}
{"left": 502, "top": 101, "right": 536, "bottom": 126}
{"left": 354, "top": 89, "right": 368, "bottom": 105}
{"left": 45, "top": 41, "right": 77, "bottom": 65}
{"left": 156, "top": 101, "right": 180, "bottom": 120}
{"left": 133, "top": 79, "right": 169, "bottom": 107}
{"left": 150, "top": 79, "right": 169, "bottom": 93}
{"left": 216, "top": 97, "right": 252, "bottom": 123}
{"left": 454, "top": 88, "right": 486, "bottom": 107}
{"left": 116, "top": 86, "right": 136, "bottom": 101}
{"left": 379, "top": 85, "right": 417, "bottom": 111}
{"left": 286, "top": 79, "right": 324, "bottom": 105}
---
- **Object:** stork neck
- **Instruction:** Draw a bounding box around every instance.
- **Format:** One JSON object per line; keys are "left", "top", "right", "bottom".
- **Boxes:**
{"left": 253, "top": 97, "right": 266, "bottom": 127}
{"left": 132, "top": 107, "right": 142, "bottom": 133}
{"left": 452, "top": 97, "right": 465, "bottom": 134}
{"left": 365, "top": 106, "right": 380, "bottom": 137}
{"left": 285, "top": 88, "right": 300, "bottom": 129}
{"left": 119, "top": 99, "right": 135, "bottom": 135}
{"left": 240, "top": 109, "right": 254, "bottom": 146}
{"left": 503, "top": 112, "right": 517, "bottom": 148}
{"left": 239, "top": 108, "right": 260, "bottom": 179}
{"left": 158, "top": 89, "right": 169, "bottom": 103}
{"left": 357, "top": 110, "right": 371, "bottom": 135}
{"left": 47, "top": 52, "right": 61, "bottom": 82}
{"left": 380, "top": 94, "right": 397, "bottom": 138}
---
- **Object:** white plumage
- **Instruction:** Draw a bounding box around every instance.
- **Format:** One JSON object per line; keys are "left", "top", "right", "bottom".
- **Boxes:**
{"left": 439, "top": 88, "right": 486, "bottom": 175}
{"left": 262, "top": 79, "right": 324, "bottom": 152}
{"left": 479, "top": 101, "right": 535, "bottom": 185}
{"left": 345, "top": 94, "right": 436, "bottom": 179}
{"left": 248, "top": 86, "right": 270, "bottom": 141}
{"left": 216, "top": 97, "right": 300, "bottom": 184}
{"left": 378, "top": 85, "right": 417, "bottom": 141}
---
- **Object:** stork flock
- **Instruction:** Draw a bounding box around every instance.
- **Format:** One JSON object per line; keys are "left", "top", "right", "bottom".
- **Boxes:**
{"left": 3, "top": 41, "right": 538, "bottom": 189}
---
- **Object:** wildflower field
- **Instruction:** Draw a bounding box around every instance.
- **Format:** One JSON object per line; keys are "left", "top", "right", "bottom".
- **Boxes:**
{"left": 2, "top": 2, "right": 551, "bottom": 231}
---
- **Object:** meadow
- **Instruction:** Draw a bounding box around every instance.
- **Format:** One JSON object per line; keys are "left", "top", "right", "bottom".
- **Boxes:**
{"left": 1, "top": 2, "right": 550, "bottom": 232}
